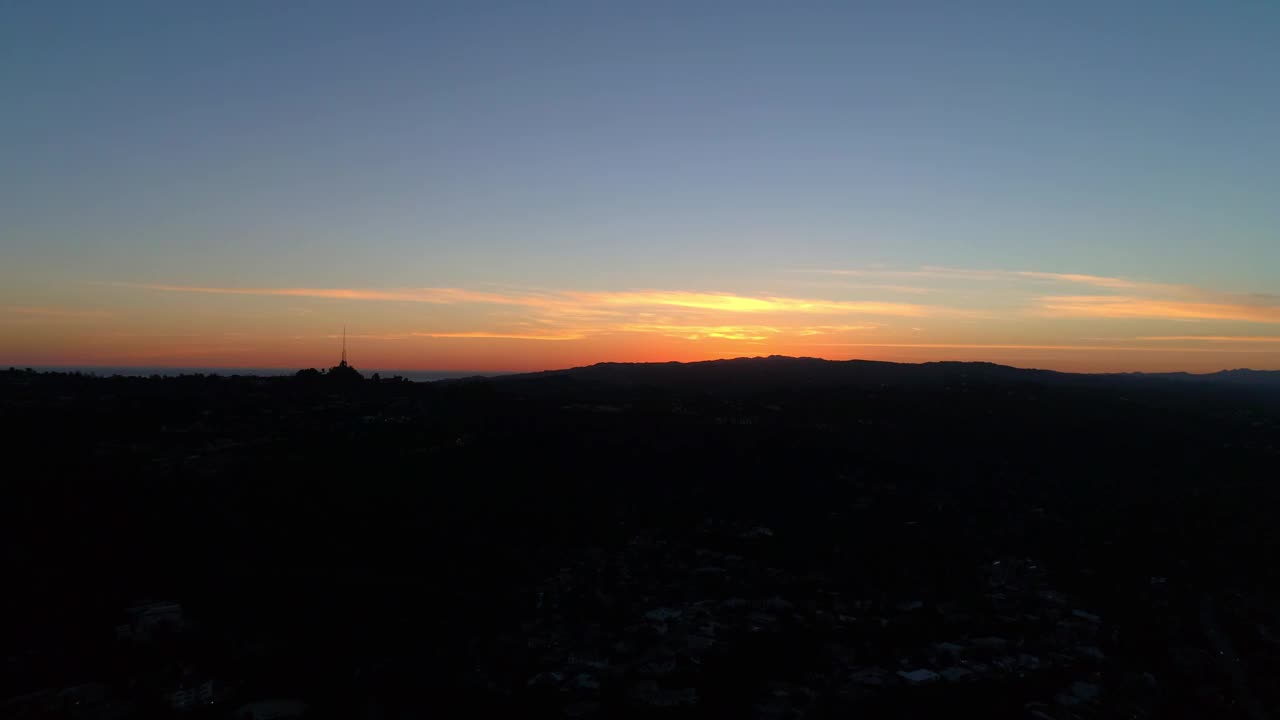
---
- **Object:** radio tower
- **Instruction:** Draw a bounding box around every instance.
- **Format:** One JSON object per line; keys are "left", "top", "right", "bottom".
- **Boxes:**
{"left": 327, "top": 325, "right": 361, "bottom": 380}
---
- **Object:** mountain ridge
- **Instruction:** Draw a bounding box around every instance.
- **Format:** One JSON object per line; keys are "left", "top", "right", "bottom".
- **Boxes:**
{"left": 487, "top": 355, "right": 1280, "bottom": 391}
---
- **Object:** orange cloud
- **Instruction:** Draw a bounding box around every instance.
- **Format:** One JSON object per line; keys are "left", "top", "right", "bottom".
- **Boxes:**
{"left": 325, "top": 333, "right": 416, "bottom": 341}
{"left": 411, "top": 331, "right": 586, "bottom": 341}
{"left": 566, "top": 290, "right": 932, "bottom": 316}
{"left": 405, "top": 322, "right": 879, "bottom": 343}
{"left": 1038, "top": 296, "right": 1280, "bottom": 323}
{"left": 610, "top": 323, "right": 780, "bottom": 339}
{"left": 124, "top": 283, "right": 941, "bottom": 318}
{"left": 68, "top": 271, "right": 1277, "bottom": 373}
{"left": 795, "top": 324, "right": 880, "bottom": 336}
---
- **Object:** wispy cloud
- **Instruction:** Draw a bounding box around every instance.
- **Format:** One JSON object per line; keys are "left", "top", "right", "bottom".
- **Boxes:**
{"left": 797, "top": 267, "right": 1185, "bottom": 293}
{"left": 850, "top": 284, "right": 935, "bottom": 295}
{"left": 796, "top": 268, "right": 1280, "bottom": 324}
{"left": 1133, "top": 335, "right": 1280, "bottom": 343}
{"left": 121, "top": 282, "right": 944, "bottom": 318}
{"left": 1037, "top": 296, "right": 1280, "bottom": 324}
{"left": 2, "top": 305, "right": 111, "bottom": 319}
{"left": 334, "top": 323, "right": 878, "bottom": 344}
{"left": 1007, "top": 271, "right": 1189, "bottom": 293}
{"left": 325, "top": 332, "right": 417, "bottom": 341}
{"left": 95, "top": 272, "right": 1280, "bottom": 364}
{"left": 608, "top": 323, "right": 781, "bottom": 340}
{"left": 411, "top": 331, "right": 586, "bottom": 341}
{"left": 117, "top": 283, "right": 557, "bottom": 307}
{"left": 795, "top": 324, "right": 880, "bottom": 336}
{"left": 571, "top": 290, "right": 932, "bottom": 316}
{"left": 322, "top": 330, "right": 586, "bottom": 341}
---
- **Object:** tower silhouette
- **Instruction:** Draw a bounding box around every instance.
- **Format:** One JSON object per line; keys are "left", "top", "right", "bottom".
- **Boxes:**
{"left": 328, "top": 325, "right": 362, "bottom": 381}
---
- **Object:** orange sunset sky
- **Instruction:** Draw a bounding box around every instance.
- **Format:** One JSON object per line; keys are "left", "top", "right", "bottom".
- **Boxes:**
{"left": 4, "top": 5, "right": 1278, "bottom": 374}
{"left": 5, "top": 268, "right": 1279, "bottom": 373}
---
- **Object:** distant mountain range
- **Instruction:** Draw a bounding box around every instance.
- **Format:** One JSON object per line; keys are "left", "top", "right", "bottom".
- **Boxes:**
{"left": 1115, "top": 368, "right": 1280, "bottom": 387}
{"left": 489, "top": 355, "right": 1280, "bottom": 392}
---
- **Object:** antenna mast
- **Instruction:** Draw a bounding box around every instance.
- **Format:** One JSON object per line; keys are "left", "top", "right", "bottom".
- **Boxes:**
{"left": 342, "top": 325, "right": 348, "bottom": 366}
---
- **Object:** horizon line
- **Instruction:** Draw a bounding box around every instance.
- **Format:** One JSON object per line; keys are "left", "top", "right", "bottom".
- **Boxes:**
{"left": 5, "top": 356, "right": 1273, "bottom": 378}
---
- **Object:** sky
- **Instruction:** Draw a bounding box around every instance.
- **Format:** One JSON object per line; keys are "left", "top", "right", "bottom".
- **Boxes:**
{"left": 2, "top": 1, "right": 1278, "bottom": 373}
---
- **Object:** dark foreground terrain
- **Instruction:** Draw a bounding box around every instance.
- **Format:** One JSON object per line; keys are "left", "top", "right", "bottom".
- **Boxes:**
{"left": 4, "top": 357, "right": 1280, "bottom": 719}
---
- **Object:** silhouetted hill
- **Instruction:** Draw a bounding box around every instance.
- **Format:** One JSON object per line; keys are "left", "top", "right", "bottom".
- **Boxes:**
{"left": 1121, "top": 368, "right": 1280, "bottom": 388}
{"left": 4, "top": 362, "right": 1280, "bottom": 717}
{"left": 491, "top": 355, "right": 1279, "bottom": 393}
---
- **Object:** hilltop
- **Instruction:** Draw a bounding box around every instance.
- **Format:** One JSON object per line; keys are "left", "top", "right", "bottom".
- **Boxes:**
{"left": 488, "top": 355, "right": 1280, "bottom": 392}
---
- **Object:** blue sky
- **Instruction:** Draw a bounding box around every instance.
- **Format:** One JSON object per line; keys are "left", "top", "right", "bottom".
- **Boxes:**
{"left": 3, "top": 2, "right": 1278, "bottom": 370}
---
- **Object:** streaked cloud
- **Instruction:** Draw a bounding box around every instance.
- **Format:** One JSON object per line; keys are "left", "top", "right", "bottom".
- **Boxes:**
{"left": 1007, "top": 271, "right": 1190, "bottom": 294}
{"left": 61, "top": 269, "right": 1277, "bottom": 371}
{"left": 797, "top": 268, "right": 1280, "bottom": 324}
{"left": 1037, "top": 296, "right": 1280, "bottom": 324}
{"left": 609, "top": 323, "right": 780, "bottom": 340}
{"left": 121, "top": 282, "right": 943, "bottom": 318}
{"left": 1134, "top": 336, "right": 1280, "bottom": 343}
{"left": 2, "top": 305, "right": 111, "bottom": 319}
{"left": 326, "top": 332, "right": 417, "bottom": 341}
{"left": 411, "top": 331, "right": 586, "bottom": 341}
{"left": 795, "top": 324, "right": 880, "bottom": 336}
{"left": 798, "top": 267, "right": 1186, "bottom": 293}
{"left": 117, "top": 283, "right": 556, "bottom": 307}
{"left": 325, "top": 330, "right": 588, "bottom": 341}
{"left": 574, "top": 290, "right": 931, "bottom": 316}
{"left": 848, "top": 284, "right": 935, "bottom": 294}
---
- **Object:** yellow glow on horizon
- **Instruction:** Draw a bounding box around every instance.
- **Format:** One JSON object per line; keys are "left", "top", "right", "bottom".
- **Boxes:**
{"left": 6, "top": 267, "right": 1280, "bottom": 374}
{"left": 575, "top": 290, "right": 930, "bottom": 316}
